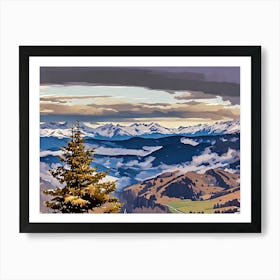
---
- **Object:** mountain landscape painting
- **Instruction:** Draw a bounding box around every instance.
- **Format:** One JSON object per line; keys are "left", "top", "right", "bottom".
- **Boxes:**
{"left": 40, "top": 66, "right": 240, "bottom": 214}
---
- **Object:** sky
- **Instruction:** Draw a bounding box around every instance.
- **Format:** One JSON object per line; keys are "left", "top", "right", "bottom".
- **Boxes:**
{"left": 40, "top": 67, "right": 240, "bottom": 127}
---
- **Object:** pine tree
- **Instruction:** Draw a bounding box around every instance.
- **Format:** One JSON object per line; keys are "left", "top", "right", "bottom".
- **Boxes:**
{"left": 43, "top": 121, "right": 121, "bottom": 213}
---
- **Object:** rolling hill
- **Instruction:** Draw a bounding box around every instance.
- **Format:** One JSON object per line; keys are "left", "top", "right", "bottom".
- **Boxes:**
{"left": 119, "top": 169, "right": 240, "bottom": 213}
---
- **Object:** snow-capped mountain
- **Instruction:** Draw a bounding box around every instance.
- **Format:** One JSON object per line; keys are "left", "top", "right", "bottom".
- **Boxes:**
{"left": 176, "top": 120, "right": 240, "bottom": 136}
{"left": 114, "top": 123, "right": 172, "bottom": 137}
{"left": 40, "top": 120, "right": 240, "bottom": 139}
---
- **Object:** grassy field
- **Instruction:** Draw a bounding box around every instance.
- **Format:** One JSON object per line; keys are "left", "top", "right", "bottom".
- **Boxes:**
{"left": 167, "top": 190, "right": 240, "bottom": 213}
{"left": 168, "top": 199, "right": 215, "bottom": 213}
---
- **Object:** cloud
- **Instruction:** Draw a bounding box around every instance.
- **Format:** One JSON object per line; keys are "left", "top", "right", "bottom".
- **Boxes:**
{"left": 40, "top": 150, "right": 63, "bottom": 157}
{"left": 116, "top": 177, "right": 132, "bottom": 190}
{"left": 93, "top": 146, "right": 162, "bottom": 156}
{"left": 40, "top": 162, "right": 118, "bottom": 190}
{"left": 40, "top": 103, "right": 118, "bottom": 116}
{"left": 93, "top": 155, "right": 159, "bottom": 183}
{"left": 180, "top": 138, "right": 199, "bottom": 146}
{"left": 174, "top": 91, "right": 218, "bottom": 100}
{"left": 40, "top": 100, "right": 240, "bottom": 121}
{"left": 40, "top": 67, "right": 240, "bottom": 97}
{"left": 41, "top": 109, "right": 54, "bottom": 113}
{"left": 125, "top": 156, "right": 155, "bottom": 169}
{"left": 40, "top": 95, "right": 110, "bottom": 104}
{"left": 99, "top": 174, "right": 118, "bottom": 183}
{"left": 174, "top": 91, "right": 240, "bottom": 106}
{"left": 159, "top": 147, "right": 240, "bottom": 175}
{"left": 40, "top": 162, "right": 62, "bottom": 187}
{"left": 222, "top": 96, "right": 240, "bottom": 105}
{"left": 94, "top": 157, "right": 122, "bottom": 169}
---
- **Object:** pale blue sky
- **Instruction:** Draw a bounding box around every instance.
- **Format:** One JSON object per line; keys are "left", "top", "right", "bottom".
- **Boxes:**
{"left": 40, "top": 85, "right": 228, "bottom": 106}
{"left": 40, "top": 84, "right": 238, "bottom": 127}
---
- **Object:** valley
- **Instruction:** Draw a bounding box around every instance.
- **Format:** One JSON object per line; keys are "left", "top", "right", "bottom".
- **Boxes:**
{"left": 40, "top": 120, "right": 240, "bottom": 214}
{"left": 119, "top": 169, "right": 240, "bottom": 213}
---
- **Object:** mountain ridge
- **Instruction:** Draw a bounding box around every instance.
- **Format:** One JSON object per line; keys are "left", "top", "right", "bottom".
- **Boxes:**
{"left": 119, "top": 168, "right": 240, "bottom": 213}
{"left": 40, "top": 120, "right": 240, "bottom": 140}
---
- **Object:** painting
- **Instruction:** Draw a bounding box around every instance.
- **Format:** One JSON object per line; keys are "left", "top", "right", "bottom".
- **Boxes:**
{"left": 20, "top": 46, "right": 261, "bottom": 232}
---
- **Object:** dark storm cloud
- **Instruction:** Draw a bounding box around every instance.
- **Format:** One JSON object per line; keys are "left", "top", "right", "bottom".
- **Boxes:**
{"left": 222, "top": 96, "right": 240, "bottom": 105}
{"left": 40, "top": 67, "right": 240, "bottom": 97}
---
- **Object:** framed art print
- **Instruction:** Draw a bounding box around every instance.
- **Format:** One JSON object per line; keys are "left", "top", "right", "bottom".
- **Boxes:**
{"left": 19, "top": 46, "right": 261, "bottom": 233}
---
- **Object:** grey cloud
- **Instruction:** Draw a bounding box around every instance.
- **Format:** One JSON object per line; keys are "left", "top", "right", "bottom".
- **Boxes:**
{"left": 182, "top": 101, "right": 203, "bottom": 106}
{"left": 222, "top": 96, "right": 240, "bottom": 105}
{"left": 40, "top": 67, "right": 240, "bottom": 97}
{"left": 174, "top": 91, "right": 218, "bottom": 100}
{"left": 175, "top": 91, "right": 240, "bottom": 105}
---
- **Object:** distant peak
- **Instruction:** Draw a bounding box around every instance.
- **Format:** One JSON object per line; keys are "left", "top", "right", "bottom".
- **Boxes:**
{"left": 40, "top": 119, "right": 240, "bottom": 139}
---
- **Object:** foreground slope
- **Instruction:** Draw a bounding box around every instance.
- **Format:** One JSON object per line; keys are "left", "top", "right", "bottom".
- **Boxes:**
{"left": 120, "top": 169, "right": 240, "bottom": 213}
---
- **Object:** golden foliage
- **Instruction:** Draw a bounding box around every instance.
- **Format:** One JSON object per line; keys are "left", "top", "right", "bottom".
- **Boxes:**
{"left": 43, "top": 122, "right": 121, "bottom": 213}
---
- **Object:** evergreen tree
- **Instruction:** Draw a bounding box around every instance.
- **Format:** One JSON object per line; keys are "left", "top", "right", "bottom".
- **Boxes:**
{"left": 43, "top": 122, "right": 121, "bottom": 213}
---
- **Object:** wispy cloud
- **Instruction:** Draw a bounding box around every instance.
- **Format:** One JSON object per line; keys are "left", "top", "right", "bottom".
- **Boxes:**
{"left": 180, "top": 138, "right": 199, "bottom": 146}
{"left": 40, "top": 95, "right": 110, "bottom": 104}
{"left": 89, "top": 146, "right": 162, "bottom": 157}
{"left": 174, "top": 91, "right": 217, "bottom": 100}
{"left": 160, "top": 148, "right": 240, "bottom": 175}
{"left": 40, "top": 100, "right": 240, "bottom": 121}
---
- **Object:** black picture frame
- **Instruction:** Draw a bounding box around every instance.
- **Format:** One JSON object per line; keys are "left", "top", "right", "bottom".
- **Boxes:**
{"left": 19, "top": 46, "right": 261, "bottom": 233}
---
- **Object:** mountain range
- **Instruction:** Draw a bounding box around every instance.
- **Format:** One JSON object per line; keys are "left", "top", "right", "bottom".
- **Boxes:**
{"left": 40, "top": 120, "right": 240, "bottom": 140}
{"left": 40, "top": 120, "right": 240, "bottom": 213}
{"left": 40, "top": 133, "right": 240, "bottom": 191}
